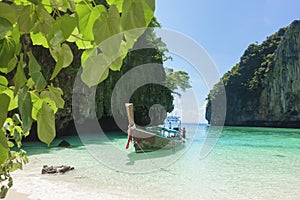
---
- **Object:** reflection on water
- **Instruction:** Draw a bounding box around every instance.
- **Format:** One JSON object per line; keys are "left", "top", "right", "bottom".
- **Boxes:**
{"left": 11, "top": 124, "right": 300, "bottom": 200}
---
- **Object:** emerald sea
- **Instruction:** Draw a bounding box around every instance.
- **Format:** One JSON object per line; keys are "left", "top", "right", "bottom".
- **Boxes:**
{"left": 10, "top": 124, "right": 300, "bottom": 199}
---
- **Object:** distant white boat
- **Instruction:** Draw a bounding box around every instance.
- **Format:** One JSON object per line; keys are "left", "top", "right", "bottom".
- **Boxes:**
{"left": 164, "top": 115, "right": 181, "bottom": 130}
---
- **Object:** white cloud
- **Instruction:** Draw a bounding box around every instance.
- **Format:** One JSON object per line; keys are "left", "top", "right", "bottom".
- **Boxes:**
{"left": 168, "top": 89, "right": 208, "bottom": 124}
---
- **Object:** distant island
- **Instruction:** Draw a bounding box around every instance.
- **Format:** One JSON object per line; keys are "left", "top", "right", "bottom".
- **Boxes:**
{"left": 206, "top": 20, "right": 300, "bottom": 128}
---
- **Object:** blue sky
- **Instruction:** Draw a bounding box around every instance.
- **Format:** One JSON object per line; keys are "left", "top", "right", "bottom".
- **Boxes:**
{"left": 156, "top": 0, "right": 300, "bottom": 75}
{"left": 155, "top": 0, "right": 300, "bottom": 123}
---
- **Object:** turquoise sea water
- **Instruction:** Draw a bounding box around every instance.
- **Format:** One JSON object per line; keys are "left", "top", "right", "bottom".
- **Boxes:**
{"left": 10, "top": 125, "right": 300, "bottom": 200}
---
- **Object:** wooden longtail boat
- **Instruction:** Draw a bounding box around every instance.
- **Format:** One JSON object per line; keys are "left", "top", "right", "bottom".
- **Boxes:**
{"left": 125, "top": 103, "right": 184, "bottom": 153}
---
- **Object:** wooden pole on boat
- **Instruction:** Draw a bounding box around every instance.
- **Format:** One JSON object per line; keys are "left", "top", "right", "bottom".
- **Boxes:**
{"left": 125, "top": 103, "right": 135, "bottom": 149}
{"left": 125, "top": 103, "right": 135, "bottom": 126}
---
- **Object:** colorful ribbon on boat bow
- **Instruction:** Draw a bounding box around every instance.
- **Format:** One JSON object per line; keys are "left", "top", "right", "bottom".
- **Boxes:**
{"left": 126, "top": 124, "right": 136, "bottom": 149}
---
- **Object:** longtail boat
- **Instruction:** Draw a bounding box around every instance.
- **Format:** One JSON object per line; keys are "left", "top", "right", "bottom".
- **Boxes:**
{"left": 125, "top": 103, "right": 184, "bottom": 153}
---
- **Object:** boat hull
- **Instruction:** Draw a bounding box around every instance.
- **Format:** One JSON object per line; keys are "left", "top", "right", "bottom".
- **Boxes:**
{"left": 132, "top": 128, "right": 183, "bottom": 153}
{"left": 125, "top": 103, "right": 184, "bottom": 153}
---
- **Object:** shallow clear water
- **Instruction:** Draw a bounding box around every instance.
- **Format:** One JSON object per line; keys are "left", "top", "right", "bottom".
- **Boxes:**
{"left": 11, "top": 125, "right": 300, "bottom": 200}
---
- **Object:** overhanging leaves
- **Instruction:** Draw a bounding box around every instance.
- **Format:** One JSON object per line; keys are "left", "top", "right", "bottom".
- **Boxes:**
{"left": 48, "top": 14, "right": 77, "bottom": 46}
{"left": 107, "top": 0, "right": 123, "bottom": 12}
{"left": 30, "top": 91, "right": 58, "bottom": 120}
{"left": 13, "top": 59, "right": 27, "bottom": 95}
{"left": 121, "top": 0, "right": 146, "bottom": 30}
{"left": 0, "top": 17, "right": 13, "bottom": 40}
{"left": 35, "top": 6, "right": 55, "bottom": 37}
{"left": 76, "top": 3, "right": 106, "bottom": 40}
{"left": 121, "top": 0, "right": 154, "bottom": 31}
{"left": 37, "top": 101, "right": 55, "bottom": 146}
{"left": 30, "top": 32, "right": 49, "bottom": 48}
{"left": 81, "top": 54, "right": 110, "bottom": 87}
{"left": 18, "top": 87, "right": 33, "bottom": 133}
{"left": 50, "top": 43, "right": 73, "bottom": 79}
{"left": 0, "top": 75, "right": 8, "bottom": 93}
{"left": 0, "top": 2, "right": 17, "bottom": 24}
{"left": 0, "top": 93, "right": 10, "bottom": 127}
{"left": 81, "top": 48, "right": 97, "bottom": 65}
{"left": 18, "top": 6, "right": 37, "bottom": 33}
{"left": 28, "top": 51, "right": 47, "bottom": 91}
{"left": 93, "top": 5, "right": 121, "bottom": 45}
{"left": 30, "top": 91, "right": 42, "bottom": 120}
{"left": 0, "top": 129, "right": 9, "bottom": 164}
{"left": 141, "top": 0, "right": 155, "bottom": 26}
{"left": 0, "top": 38, "right": 16, "bottom": 69}
{"left": 2, "top": 89, "right": 18, "bottom": 111}
{"left": 40, "top": 85, "right": 64, "bottom": 109}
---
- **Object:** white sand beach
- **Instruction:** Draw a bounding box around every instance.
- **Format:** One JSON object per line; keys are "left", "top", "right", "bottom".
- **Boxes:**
{"left": 4, "top": 189, "right": 29, "bottom": 200}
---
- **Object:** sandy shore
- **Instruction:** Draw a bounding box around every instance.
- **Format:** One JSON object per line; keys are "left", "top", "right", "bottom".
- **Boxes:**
{"left": 4, "top": 189, "right": 29, "bottom": 200}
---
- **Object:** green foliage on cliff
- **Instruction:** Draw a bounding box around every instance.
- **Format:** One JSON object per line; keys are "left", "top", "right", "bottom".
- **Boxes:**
{"left": 165, "top": 68, "right": 191, "bottom": 96}
{"left": 206, "top": 26, "right": 287, "bottom": 123}
{"left": 225, "top": 28, "right": 286, "bottom": 91}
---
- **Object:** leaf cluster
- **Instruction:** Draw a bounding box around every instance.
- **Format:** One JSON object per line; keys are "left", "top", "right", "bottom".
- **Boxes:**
{"left": 164, "top": 67, "right": 191, "bottom": 96}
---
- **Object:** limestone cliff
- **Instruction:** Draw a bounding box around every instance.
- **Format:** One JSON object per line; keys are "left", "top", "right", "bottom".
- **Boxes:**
{"left": 25, "top": 27, "right": 173, "bottom": 138}
{"left": 206, "top": 20, "right": 300, "bottom": 127}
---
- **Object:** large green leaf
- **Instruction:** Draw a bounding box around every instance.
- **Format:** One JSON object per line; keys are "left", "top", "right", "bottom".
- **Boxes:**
{"left": 108, "top": 56, "right": 123, "bottom": 71}
{"left": 0, "top": 2, "right": 17, "bottom": 24}
{"left": 30, "top": 92, "right": 42, "bottom": 120}
{"left": 81, "top": 48, "right": 97, "bottom": 65}
{"left": 0, "top": 93, "right": 10, "bottom": 127}
{"left": 0, "top": 129, "right": 9, "bottom": 164}
{"left": 50, "top": 0, "right": 75, "bottom": 12}
{"left": 81, "top": 54, "right": 110, "bottom": 87}
{"left": 2, "top": 89, "right": 18, "bottom": 111}
{"left": 141, "top": 0, "right": 155, "bottom": 26}
{"left": 41, "top": 0, "right": 53, "bottom": 13}
{"left": 28, "top": 51, "right": 47, "bottom": 91}
{"left": 18, "top": 6, "right": 37, "bottom": 33}
{"left": 0, "top": 38, "right": 16, "bottom": 68}
{"left": 0, "top": 75, "right": 8, "bottom": 93}
{"left": 107, "top": 0, "right": 123, "bottom": 12}
{"left": 75, "top": 39, "right": 93, "bottom": 49}
{"left": 93, "top": 5, "right": 124, "bottom": 71}
{"left": 121, "top": 0, "right": 146, "bottom": 30}
{"left": 99, "top": 36, "right": 124, "bottom": 71}
{"left": 48, "top": 14, "right": 77, "bottom": 46}
{"left": 49, "top": 30, "right": 64, "bottom": 47}
{"left": 76, "top": 3, "right": 106, "bottom": 40}
{"left": 40, "top": 85, "right": 64, "bottom": 109}
{"left": 35, "top": 6, "right": 55, "bottom": 36}
{"left": 93, "top": 5, "right": 121, "bottom": 45}
{"left": 121, "top": 0, "right": 154, "bottom": 30}
{"left": 13, "top": 60, "right": 27, "bottom": 95}
{"left": 30, "top": 91, "right": 58, "bottom": 120}
{"left": 30, "top": 32, "right": 49, "bottom": 48}
{"left": 37, "top": 101, "right": 55, "bottom": 146}
{"left": 18, "top": 87, "right": 33, "bottom": 133}
{"left": 7, "top": 56, "right": 18, "bottom": 73}
{"left": 66, "top": 27, "right": 80, "bottom": 42}
{"left": 0, "top": 17, "right": 13, "bottom": 40}
{"left": 50, "top": 43, "right": 73, "bottom": 79}
{"left": 28, "top": 51, "right": 41, "bottom": 74}
{"left": 11, "top": 24, "right": 21, "bottom": 44}
{"left": 0, "top": 56, "right": 18, "bottom": 74}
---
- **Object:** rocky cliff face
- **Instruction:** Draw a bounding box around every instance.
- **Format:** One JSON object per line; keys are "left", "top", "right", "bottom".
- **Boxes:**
{"left": 206, "top": 20, "right": 300, "bottom": 127}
